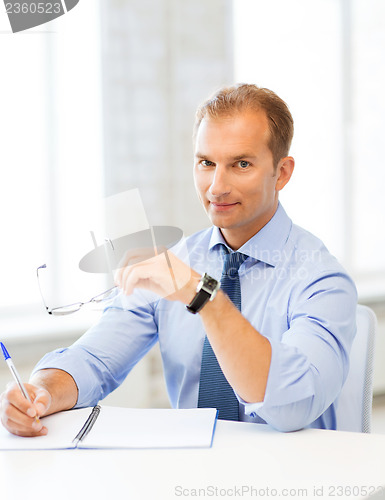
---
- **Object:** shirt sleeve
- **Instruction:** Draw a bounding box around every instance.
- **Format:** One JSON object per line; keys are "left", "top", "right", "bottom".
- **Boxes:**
{"left": 239, "top": 270, "right": 357, "bottom": 432}
{"left": 32, "top": 290, "right": 159, "bottom": 408}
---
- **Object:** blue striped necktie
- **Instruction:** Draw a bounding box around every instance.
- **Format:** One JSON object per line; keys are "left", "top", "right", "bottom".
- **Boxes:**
{"left": 197, "top": 248, "right": 248, "bottom": 420}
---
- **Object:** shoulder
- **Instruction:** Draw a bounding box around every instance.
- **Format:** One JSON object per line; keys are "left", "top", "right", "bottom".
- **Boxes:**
{"left": 170, "top": 226, "right": 213, "bottom": 259}
{"left": 283, "top": 222, "right": 357, "bottom": 302}
{"left": 286, "top": 223, "right": 342, "bottom": 270}
{"left": 185, "top": 226, "right": 214, "bottom": 246}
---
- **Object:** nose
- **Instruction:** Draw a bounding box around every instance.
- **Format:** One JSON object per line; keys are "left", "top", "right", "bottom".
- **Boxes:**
{"left": 208, "top": 166, "right": 231, "bottom": 198}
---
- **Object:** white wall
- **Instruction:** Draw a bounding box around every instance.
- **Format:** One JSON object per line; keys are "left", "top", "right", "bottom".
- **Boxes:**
{"left": 100, "top": 0, "right": 234, "bottom": 236}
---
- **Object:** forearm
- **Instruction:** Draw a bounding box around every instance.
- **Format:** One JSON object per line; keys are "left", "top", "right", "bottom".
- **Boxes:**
{"left": 199, "top": 290, "right": 271, "bottom": 403}
{"left": 29, "top": 368, "right": 78, "bottom": 416}
{"left": 115, "top": 251, "right": 272, "bottom": 403}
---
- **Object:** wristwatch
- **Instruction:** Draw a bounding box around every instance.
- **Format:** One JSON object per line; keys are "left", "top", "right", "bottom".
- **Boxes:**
{"left": 186, "top": 273, "right": 220, "bottom": 314}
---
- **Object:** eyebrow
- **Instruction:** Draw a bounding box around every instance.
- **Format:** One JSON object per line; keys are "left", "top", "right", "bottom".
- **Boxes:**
{"left": 194, "top": 152, "right": 257, "bottom": 161}
{"left": 231, "top": 154, "right": 257, "bottom": 161}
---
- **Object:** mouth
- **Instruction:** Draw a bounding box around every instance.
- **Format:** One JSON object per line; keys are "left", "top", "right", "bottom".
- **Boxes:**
{"left": 210, "top": 202, "right": 240, "bottom": 212}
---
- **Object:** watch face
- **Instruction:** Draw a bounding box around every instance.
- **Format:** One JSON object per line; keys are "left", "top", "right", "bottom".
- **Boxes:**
{"left": 202, "top": 274, "right": 218, "bottom": 292}
{"left": 205, "top": 277, "right": 217, "bottom": 289}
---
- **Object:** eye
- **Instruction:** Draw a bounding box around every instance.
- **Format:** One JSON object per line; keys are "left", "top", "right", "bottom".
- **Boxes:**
{"left": 237, "top": 160, "right": 250, "bottom": 169}
{"left": 201, "top": 160, "right": 215, "bottom": 167}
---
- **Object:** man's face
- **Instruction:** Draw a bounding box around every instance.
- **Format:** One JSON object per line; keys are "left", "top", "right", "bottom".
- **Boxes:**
{"left": 194, "top": 110, "right": 291, "bottom": 249}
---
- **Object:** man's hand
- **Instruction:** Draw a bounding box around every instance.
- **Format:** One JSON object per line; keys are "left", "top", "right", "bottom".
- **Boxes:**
{"left": 0, "top": 382, "right": 51, "bottom": 437}
{"left": 115, "top": 247, "right": 200, "bottom": 304}
{"left": 1, "top": 369, "right": 78, "bottom": 437}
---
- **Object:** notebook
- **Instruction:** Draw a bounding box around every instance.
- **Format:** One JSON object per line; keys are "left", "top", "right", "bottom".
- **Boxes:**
{"left": 0, "top": 405, "right": 218, "bottom": 450}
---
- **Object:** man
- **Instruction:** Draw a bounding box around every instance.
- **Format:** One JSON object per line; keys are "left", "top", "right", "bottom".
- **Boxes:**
{"left": 0, "top": 84, "right": 357, "bottom": 436}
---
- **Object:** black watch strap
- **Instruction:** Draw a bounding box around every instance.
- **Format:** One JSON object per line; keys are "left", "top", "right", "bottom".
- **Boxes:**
{"left": 186, "top": 289, "right": 211, "bottom": 314}
{"left": 186, "top": 273, "right": 220, "bottom": 315}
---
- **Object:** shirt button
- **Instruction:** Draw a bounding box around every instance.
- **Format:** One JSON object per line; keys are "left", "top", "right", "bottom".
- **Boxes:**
{"left": 250, "top": 412, "right": 256, "bottom": 418}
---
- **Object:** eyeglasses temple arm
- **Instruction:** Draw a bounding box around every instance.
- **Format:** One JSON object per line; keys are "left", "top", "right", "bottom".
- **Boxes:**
{"left": 36, "top": 264, "right": 51, "bottom": 313}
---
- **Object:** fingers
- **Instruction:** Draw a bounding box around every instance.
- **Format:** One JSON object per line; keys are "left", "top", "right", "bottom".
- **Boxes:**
{"left": 116, "top": 254, "right": 175, "bottom": 298}
{"left": 119, "top": 261, "right": 164, "bottom": 296}
{"left": 115, "top": 250, "right": 194, "bottom": 302}
{"left": 32, "top": 387, "right": 52, "bottom": 417}
{"left": 0, "top": 382, "right": 50, "bottom": 437}
{"left": 114, "top": 247, "right": 156, "bottom": 285}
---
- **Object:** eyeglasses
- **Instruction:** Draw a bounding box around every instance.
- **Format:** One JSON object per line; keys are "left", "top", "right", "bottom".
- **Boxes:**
{"left": 36, "top": 264, "right": 117, "bottom": 316}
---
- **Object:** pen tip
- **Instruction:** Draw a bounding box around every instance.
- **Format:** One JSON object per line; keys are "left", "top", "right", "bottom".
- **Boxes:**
{"left": 0, "top": 342, "right": 11, "bottom": 361}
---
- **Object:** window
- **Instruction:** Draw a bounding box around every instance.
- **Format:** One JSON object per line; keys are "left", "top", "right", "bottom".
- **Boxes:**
{"left": 234, "top": 0, "right": 385, "bottom": 300}
{"left": 0, "top": 1, "right": 105, "bottom": 316}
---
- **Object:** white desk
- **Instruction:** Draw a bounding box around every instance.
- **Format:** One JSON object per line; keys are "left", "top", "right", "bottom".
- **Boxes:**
{"left": 1, "top": 421, "right": 384, "bottom": 500}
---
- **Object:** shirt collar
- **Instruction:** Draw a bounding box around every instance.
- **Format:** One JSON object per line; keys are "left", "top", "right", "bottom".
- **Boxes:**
{"left": 208, "top": 203, "right": 292, "bottom": 267}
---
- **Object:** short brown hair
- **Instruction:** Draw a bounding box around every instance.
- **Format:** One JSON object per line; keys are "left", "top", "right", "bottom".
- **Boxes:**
{"left": 193, "top": 83, "right": 294, "bottom": 168}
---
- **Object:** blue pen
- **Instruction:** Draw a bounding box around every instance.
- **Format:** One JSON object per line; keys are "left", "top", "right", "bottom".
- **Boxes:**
{"left": 1, "top": 342, "right": 40, "bottom": 423}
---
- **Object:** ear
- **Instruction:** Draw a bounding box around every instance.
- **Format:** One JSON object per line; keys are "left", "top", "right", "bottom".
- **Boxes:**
{"left": 275, "top": 156, "right": 295, "bottom": 192}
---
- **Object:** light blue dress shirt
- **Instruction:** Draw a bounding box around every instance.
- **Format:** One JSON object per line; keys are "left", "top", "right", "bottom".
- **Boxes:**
{"left": 34, "top": 203, "right": 357, "bottom": 431}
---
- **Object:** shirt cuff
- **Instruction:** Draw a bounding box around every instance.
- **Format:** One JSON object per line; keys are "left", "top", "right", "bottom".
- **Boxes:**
{"left": 236, "top": 394, "right": 264, "bottom": 418}
{"left": 32, "top": 347, "right": 103, "bottom": 408}
{"left": 236, "top": 336, "right": 316, "bottom": 419}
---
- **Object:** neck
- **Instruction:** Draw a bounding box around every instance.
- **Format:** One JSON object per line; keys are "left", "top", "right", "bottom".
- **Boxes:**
{"left": 219, "top": 203, "right": 279, "bottom": 250}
